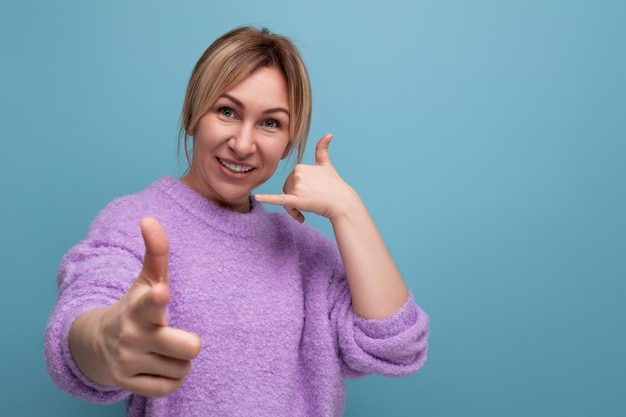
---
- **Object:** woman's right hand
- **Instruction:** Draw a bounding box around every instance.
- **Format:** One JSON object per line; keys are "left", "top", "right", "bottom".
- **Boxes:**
{"left": 69, "top": 217, "right": 201, "bottom": 398}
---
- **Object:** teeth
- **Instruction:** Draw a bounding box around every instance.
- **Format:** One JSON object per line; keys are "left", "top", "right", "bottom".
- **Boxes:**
{"left": 218, "top": 158, "right": 254, "bottom": 173}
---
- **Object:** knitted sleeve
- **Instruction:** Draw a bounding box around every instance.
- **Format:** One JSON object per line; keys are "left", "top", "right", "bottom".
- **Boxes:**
{"left": 44, "top": 205, "right": 144, "bottom": 403}
{"left": 328, "top": 256, "right": 430, "bottom": 379}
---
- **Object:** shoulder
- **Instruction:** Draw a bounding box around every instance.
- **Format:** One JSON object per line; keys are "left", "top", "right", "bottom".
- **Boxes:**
{"left": 265, "top": 210, "right": 341, "bottom": 266}
{"left": 265, "top": 210, "right": 328, "bottom": 242}
{"left": 87, "top": 177, "right": 175, "bottom": 239}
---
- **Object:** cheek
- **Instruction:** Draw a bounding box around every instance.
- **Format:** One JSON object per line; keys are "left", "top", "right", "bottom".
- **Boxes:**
{"left": 194, "top": 129, "right": 221, "bottom": 153}
{"left": 280, "top": 141, "right": 292, "bottom": 159}
{"left": 276, "top": 134, "right": 292, "bottom": 159}
{"left": 272, "top": 140, "right": 291, "bottom": 164}
{"left": 259, "top": 144, "right": 288, "bottom": 173}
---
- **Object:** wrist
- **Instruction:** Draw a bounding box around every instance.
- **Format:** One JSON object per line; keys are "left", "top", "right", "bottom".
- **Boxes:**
{"left": 329, "top": 187, "right": 365, "bottom": 224}
{"left": 69, "top": 307, "right": 116, "bottom": 387}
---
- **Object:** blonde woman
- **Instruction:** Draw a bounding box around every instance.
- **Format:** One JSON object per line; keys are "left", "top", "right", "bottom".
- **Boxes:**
{"left": 46, "top": 26, "right": 429, "bottom": 417}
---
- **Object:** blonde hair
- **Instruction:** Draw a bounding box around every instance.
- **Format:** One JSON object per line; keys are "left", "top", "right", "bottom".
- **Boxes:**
{"left": 179, "top": 26, "right": 312, "bottom": 167}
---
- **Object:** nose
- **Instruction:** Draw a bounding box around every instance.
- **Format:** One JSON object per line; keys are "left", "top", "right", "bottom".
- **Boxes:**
{"left": 228, "top": 124, "right": 257, "bottom": 157}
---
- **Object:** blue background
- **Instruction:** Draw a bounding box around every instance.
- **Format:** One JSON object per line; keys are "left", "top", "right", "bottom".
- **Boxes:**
{"left": 1, "top": 1, "right": 624, "bottom": 416}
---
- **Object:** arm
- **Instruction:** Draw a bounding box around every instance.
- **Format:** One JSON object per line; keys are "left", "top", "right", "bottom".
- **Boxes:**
{"left": 329, "top": 191, "right": 409, "bottom": 319}
{"left": 47, "top": 218, "right": 201, "bottom": 399}
{"left": 255, "top": 134, "right": 408, "bottom": 319}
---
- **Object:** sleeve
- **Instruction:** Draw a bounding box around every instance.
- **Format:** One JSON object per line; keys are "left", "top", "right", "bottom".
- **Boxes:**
{"left": 44, "top": 213, "right": 144, "bottom": 403}
{"left": 328, "top": 260, "right": 430, "bottom": 379}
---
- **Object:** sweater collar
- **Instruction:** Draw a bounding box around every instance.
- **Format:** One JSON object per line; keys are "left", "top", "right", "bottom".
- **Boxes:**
{"left": 153, "top": 176, "right": 273, "bottom": 238}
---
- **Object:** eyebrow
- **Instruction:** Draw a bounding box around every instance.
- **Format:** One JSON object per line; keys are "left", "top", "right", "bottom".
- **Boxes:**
{"left": 220, "top": 93, "right": 290, "bottom": 116}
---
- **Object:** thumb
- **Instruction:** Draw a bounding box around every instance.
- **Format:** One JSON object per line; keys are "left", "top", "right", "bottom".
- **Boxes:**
{"left": 315, "top": 134, "right": 333, "bottom": 166}
{"left": 133, "top": 282, "right": 170, "bottom": 327}
{"left": 139, "top": 217, "right": 169, "bottom": 286}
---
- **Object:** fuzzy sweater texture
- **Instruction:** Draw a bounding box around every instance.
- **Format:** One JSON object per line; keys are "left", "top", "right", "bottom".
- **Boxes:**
{"left": 45, "top": 176, "right": 429, "bottom": 417}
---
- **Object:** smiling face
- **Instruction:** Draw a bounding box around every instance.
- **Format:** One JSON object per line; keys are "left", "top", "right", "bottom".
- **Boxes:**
{"left": 181, "top": 66, "right": 291, "bottom": 213}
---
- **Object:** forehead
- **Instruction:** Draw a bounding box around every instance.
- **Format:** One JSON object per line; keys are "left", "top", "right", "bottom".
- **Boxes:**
{"left": 222, "top": 66, "right": 289, "bottom": 110}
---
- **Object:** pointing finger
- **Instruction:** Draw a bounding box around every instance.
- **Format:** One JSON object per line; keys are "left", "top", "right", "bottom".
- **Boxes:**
{"left": 151, "top": 327, "right": 202, "bottom": 360}
{"left": 253, "top": 194, "right": 305, "bottom": 223}
{"left": 254, "top": 193, "right": 296, "bottom": 206}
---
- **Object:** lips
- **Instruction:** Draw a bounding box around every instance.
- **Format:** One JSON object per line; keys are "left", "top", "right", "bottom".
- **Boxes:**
{"left": 217, "top": 157, "right": 254, "bottom": 173}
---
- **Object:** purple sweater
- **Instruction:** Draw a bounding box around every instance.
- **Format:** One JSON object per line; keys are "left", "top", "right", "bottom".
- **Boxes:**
{"left": 45, "top": 177, "right": 429, "bottom": 417}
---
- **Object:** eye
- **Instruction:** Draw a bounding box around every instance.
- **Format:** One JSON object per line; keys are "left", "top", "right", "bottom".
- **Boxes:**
{"left": 219, "top": 107, "right": 235, "bottom": 118}
{"left": 262, "top": 119, "right": 280, "bottom": 129}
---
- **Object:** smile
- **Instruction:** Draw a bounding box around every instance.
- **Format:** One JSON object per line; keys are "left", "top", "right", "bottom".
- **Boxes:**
{"left": 217, "top": 158, "right": 254, "bottom": 173}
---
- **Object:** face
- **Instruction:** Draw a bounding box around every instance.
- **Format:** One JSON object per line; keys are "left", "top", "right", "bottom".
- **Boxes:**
{"left": 182, "top": 66, "right": 291, "bottom": 213}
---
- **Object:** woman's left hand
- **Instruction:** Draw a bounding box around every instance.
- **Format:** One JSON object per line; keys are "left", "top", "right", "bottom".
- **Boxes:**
{"left": 258, "top": 134, "right": 410, "bottom": 320}
{"left": 254, "top": 134, "right": 359, "bottom": 223}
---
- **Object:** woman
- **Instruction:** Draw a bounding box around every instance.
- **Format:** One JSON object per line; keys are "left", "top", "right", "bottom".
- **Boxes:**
{"left": 45, "top": 26, "right": 429, "bottom": 417}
